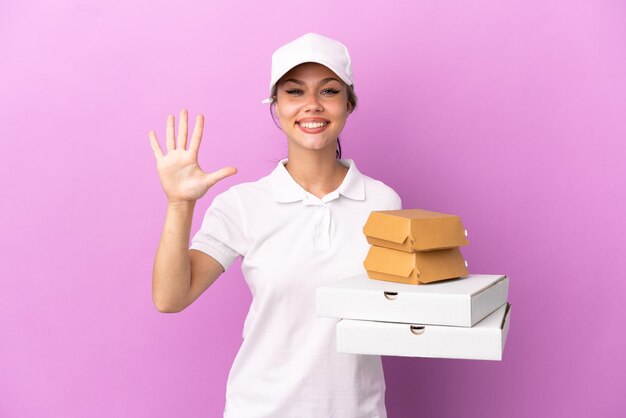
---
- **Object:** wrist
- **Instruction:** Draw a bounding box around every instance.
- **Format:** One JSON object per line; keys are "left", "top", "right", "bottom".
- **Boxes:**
{"left": 167, "top": 200, "right": 196, "bottom": 211}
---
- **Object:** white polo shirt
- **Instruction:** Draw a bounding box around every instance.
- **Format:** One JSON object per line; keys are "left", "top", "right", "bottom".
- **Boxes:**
{"left": 190, "top": 158, "right": 402, "bottom": 418}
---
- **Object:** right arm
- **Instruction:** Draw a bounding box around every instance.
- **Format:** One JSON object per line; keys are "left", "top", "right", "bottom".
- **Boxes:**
{"left": 149, "top": 109, "right": 237, "bottom": 313}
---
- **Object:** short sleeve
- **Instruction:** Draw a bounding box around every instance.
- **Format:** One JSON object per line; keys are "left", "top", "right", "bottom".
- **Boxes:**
{"left": 383, "top": 185, "right": 402, "bottom": 210}
{"left": 390, "top": 189, "right": 402, "bottom": 210}
{"left": 189, "top": 188, "right": 248, "bottom": 271}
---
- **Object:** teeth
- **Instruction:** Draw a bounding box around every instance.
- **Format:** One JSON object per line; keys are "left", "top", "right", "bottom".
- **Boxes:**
{"left": 299, "top": 122, "right": 328, "bottom": 129}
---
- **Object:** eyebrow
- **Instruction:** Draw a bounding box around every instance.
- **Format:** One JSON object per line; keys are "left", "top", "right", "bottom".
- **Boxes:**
{"left": 282, "top": 77, "right": 341, "bottom": 86}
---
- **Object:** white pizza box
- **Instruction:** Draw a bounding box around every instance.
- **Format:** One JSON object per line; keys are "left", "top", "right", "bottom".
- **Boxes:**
{"left": 336, "top": 303, "right": 511, "bottom": 361}
{"left": 316, "top": 273, "right": 508, "bottom": 327}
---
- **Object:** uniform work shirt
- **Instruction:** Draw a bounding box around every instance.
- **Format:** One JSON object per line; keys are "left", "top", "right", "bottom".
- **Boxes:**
{"left": 190, "top": 158, "right": 402, "bottom": 418}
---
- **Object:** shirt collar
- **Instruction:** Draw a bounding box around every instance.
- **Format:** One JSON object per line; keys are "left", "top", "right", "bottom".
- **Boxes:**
{"left": 270, "top": 158, "right": 366, "bottom": 203}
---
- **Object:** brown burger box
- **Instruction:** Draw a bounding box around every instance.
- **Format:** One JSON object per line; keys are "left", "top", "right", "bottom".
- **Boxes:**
{"left": 363, "top": 245, "right": 469, "bottom": 285}
{"left": 363, "top": 209, "right": 468, "bottom": 253}
{"left": 362, "top": 209, "right": 470, "bottom": 285}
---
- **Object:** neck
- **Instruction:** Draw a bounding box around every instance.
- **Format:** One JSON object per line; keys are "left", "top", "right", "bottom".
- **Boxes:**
{"left": 284, "top": 146, "right": 348, "bottom": 198}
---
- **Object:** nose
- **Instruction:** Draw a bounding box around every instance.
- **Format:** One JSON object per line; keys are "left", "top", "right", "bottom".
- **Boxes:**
{"left": 303, "top": 92, "right": 323, "bottom": 112}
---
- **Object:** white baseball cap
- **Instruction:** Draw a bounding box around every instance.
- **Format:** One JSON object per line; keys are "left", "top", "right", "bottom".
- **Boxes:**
{"left": 261, "top": 32, "right": 354, "bottom": 104}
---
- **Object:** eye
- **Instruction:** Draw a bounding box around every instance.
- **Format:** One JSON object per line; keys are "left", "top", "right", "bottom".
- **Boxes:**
{"left": 284, "top": 88, "right": 340, "bottom": 96}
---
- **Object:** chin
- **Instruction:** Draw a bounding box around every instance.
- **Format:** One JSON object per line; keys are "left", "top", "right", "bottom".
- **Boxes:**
{"left": 291, "top": 136, "right": 335, "bottom": 151}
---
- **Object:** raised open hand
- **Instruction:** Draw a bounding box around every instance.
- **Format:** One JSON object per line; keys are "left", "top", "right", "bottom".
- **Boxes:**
{"left": 149, "top": 109, "right": 237, "bottom": 204}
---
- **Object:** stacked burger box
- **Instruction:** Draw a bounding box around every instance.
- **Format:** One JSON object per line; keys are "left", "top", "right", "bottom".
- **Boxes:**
{"left": 315, "top": 209, "right": 511, "bottom": 361}
{"left": 363, "top": 209, "right": 470, "bottom": 285}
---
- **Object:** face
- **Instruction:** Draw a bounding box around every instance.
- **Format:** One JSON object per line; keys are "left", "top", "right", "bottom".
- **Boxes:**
{"left": 274, "top": 62, "right": 352, "bottom": 154}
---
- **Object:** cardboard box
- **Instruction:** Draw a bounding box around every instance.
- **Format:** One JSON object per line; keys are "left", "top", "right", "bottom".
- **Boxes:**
{"left": 336, "top": 303, "right": 511, "bottom": 361}
{"left": 363, "top": 245, "right": 469, "bottom": 284}
{"left": 363, "top": 209, "right": 469, "bottom": 253}
{"left": 316, "top": 273, "right": 509, "bottom": 327}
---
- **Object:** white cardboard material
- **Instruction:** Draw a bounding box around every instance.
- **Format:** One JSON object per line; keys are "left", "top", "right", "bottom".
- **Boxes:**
{"left": 336, "top": 303, "right": 511, "bottom": 361}
{"left": 316, "top": 273, "right": 509, "bottom": 327}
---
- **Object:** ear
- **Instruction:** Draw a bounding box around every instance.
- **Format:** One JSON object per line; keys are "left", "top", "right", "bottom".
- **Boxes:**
{"left": 347, "top": 101, "right": 353, "bottom": 114}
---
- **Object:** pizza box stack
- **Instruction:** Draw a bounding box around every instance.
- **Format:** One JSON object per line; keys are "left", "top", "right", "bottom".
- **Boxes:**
{"left": 316, "top": 209, "right": 511, "bottom": 361}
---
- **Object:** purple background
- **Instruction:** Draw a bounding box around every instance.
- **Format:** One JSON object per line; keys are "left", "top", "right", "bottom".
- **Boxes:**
{"left": 1, "top": 1, "right": 625, "bottom": 417}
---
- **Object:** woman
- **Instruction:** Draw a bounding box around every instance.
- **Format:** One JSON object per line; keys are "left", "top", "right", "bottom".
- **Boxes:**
{"left": 149, "top": 33, "right": 401, "bottom": 418}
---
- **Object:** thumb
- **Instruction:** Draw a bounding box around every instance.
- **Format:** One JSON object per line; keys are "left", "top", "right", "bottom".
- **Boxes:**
{"left": 205, "top": 166, "right": 238, "bottom": 188}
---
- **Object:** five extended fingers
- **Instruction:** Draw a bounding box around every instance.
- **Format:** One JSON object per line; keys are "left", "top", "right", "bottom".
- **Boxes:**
{"left": 149, "top": 111, "right": 237, "bottom": 196}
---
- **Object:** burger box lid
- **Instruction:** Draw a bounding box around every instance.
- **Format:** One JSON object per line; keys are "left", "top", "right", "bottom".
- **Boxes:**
{"left": 336, "top": 303, "right": 511, "bottom": 361}
{"left": 362, "top": 209, "right": 469, "bottom": 253}
{"left": 316, "top": 273, "right": 509, "bottom": 327}
{"left": 363, "top": 245, "right": 469, "bottom": 284}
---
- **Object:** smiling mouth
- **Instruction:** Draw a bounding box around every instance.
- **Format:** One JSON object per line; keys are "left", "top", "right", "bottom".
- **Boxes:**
{"left": 297, "top": 121, "right": 329, "bottom": 129}
{"left": 297, "top": 121, "right": 330, "bottom": 133}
